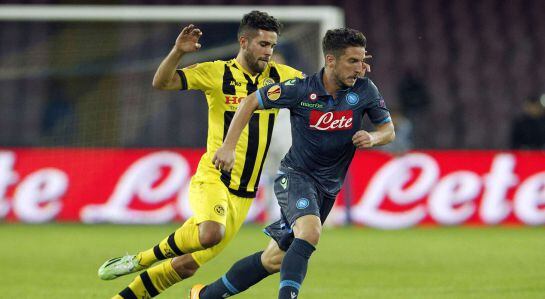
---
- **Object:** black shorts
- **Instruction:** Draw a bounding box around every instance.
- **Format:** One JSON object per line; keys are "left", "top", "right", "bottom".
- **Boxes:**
{"left": 264, "top": 167, "right": 336, "bottom": 251}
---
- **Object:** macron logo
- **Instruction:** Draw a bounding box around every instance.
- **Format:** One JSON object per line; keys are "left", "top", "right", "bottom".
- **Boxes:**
{"left": 309, "top": 111, "right": 353, "bottom": 131}
{"left": 291, "top": 291, "right": 297, "bottom": 299}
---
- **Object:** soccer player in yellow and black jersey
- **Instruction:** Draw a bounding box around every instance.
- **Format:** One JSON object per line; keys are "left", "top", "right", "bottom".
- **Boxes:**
{"left": 97, "top": 11, "right": 304, "bottom": 299}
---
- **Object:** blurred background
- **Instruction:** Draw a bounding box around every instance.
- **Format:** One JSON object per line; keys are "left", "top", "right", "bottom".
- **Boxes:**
{"left": 1, "top": 0, "right": 544, "bottom": 150}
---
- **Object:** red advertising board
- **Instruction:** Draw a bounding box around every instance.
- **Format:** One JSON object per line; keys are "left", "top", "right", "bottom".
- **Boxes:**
{"left": 1, "top": 149, "right": 544, "bottom": 227}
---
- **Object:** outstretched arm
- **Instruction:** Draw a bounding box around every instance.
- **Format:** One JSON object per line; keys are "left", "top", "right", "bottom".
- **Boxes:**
{"left": 212, "top": 93, "right": 260, "bottom": 171}
{"left": 152, "top": 24, "right": 202, "bottom": 90}
{"left": 352, "top": 121, "right": 395, "bottom": 148}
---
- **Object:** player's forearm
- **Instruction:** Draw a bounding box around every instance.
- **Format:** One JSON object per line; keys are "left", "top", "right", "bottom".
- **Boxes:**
{"left": 222, "top": 93, "right": 259, "bottom": 150}
{"left": 370, "top": 122, "right": 395, "bottom": 146}
{"left": 152, "top": 47, "right": 185, "bottom": 90}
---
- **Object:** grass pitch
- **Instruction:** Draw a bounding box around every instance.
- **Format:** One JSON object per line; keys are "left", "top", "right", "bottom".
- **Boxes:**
{"left": 1, "top": 224, "right": 544, "bottom": 299}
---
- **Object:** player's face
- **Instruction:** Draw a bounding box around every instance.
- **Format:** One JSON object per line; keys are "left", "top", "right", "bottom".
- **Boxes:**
{"left": 243, "top": 29, "right": 278, "bottom": 73}
{"left": 333, "top": 46, "right": 367, "bottom": 88}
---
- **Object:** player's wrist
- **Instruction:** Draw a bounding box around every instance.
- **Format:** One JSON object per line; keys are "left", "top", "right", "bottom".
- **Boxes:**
{"left": 171, "top": 46, "right": 186, "bottom": 57}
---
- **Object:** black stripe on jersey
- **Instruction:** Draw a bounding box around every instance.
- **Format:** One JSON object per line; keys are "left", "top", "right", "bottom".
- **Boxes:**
{"left": 222, "top": 64, "right": 236, "bottom": 95}
{"left": 167, "top": 233, "right": 184, "bottom": 256}
{"left": 153, "top": 245, "right": 166, "bottom": 260}
{"left": 254, "top": 114, "right": 276, "bottom": 186}
{"left": 221, "top": 111, "right": 235, "bottom": 187}
{"left": 176, "top": 70, "right": 188, "bottom": 90}
{"left": 238, "top": 114, "right": 260, "bottom": 192}
{"left": 222, "top": 111, "right": 235, "bottom": 141}
{"left": 269, "top": 66, "right": 281, "bottom": 83}
{"left": 140, "top": 271, "right": 160, "bottom": 297}
{"left": 119, "top": 287, "right": 137, "bottom": 299}
{"left": 243, "top": 73, "right": 258, "bottom": 94}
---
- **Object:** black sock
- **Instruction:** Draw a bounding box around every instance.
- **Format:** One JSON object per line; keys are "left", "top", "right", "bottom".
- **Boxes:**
{"left": 200, "top": 251, "right": 270, "bottom": 298}
{"left": 278, "top": 238, "right": 315, "bottom": 299}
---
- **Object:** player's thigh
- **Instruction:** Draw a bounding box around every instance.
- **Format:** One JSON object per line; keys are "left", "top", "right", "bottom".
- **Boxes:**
{"left": 292, "top": 214, "right": 322, "bottom": 245}
{"left": 188, "top": 175, "right": 230, "bottom": 226}
{"left": 274, "top": 169, "right": 320, "bottom": 226}
{"left": 191, "top": 193, "right": 253, "bottom": 266}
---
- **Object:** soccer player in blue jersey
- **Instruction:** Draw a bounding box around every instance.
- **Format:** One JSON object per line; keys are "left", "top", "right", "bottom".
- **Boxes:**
{"left": 190, "top": 28, "right": 395, "bottom": 299}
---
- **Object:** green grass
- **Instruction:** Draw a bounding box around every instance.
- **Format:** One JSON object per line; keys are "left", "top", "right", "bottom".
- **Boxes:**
{"left": 1, "top": 224, "right": 545, "bottom": 299}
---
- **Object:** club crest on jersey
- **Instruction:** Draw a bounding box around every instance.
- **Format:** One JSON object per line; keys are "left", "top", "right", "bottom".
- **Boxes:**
{"left": 345, "top": 92, "right": 359, "bottom": 105}
{"left": 263, "top": 78, "right": 275, "bottom": 86}
{"left": 309, "top": 110, "right": 353, "bottom": 131}
{"left": 308, "top": 93, "right": 318, "bottom": 102}
{"left": 266, "top": 84, "right": 281, "bottom": 101}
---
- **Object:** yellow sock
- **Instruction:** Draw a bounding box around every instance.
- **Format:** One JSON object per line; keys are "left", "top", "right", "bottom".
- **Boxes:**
{"left": 115, "top": 259, "right": 182, "bottom": 299}
{"left": 136, "top": 217, "right": 204, "bottom": 267}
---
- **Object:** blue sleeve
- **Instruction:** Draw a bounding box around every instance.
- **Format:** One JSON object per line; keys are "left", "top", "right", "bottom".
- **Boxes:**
{"left": 364, "top": 80, "right": 391, "bottom": 125}
{"left": 257, "top": 78, "right": 304, "bottom": 109}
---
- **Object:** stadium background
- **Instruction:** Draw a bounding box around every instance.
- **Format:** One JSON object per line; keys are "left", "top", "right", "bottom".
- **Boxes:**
{"left": 1, "top": 1, "right": 545, "bottom": 298}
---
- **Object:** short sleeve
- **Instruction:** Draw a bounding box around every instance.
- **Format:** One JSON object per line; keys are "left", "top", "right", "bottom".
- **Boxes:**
{"left": 257, "top": 78, "right": 305, "bottom": 110}
{"left": 366, "top": 96, "right": 392, "bottom": 125}
{"left": 176, "top": 61, "right": 218, "bottom": 91}
{"left": 364, "top": 79, "right": 391, "bottom": 125}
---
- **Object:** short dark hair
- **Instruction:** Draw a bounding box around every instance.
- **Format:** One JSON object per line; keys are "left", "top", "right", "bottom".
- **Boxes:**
{"left": 322, "top": 28, "right": 367, "bottom": 57}
{"left": 238, "top": 11, "right": 282, "bottom": 39}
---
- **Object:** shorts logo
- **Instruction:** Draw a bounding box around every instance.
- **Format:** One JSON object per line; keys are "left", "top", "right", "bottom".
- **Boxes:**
{"left": 164, "top": 248, "right": 175, "bottom": 258}
{"left": 296, "top": 198, "right": 310, "bottom": 209}
{"left": 280, "top": 177, "right": 288, "bottom": 189}
{"left": 345, "top": 92, "right": 359, "bottom": 105}
{"left": 263, "top": 78, "right": 275, "bottom": 86}
{"left": 214, "top": 205, "right": 225, "bottom": 216}
{"left": 266, "top": 84, "right": 281, "bottom": 101}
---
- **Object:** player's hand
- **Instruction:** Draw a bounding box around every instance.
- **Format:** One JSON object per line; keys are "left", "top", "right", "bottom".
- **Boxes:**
{"left": 212, "top": 146, "right": 235, "bottom": 172}
{"left": 352, "top": 130, "right": 374, "bottom": 148}
{"left": 361, "top": 54, "right": 372, "bottom": 77}
{"left": 175, "top": 24, "right": 202, "bottom": 53}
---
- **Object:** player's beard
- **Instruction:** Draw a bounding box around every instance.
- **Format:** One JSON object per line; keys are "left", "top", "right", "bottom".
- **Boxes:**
{"left": 244, "top": 51, "right": 267, "bottom": 74}
{"left": 334, "top": 72, "right": 353, "bottom": 89}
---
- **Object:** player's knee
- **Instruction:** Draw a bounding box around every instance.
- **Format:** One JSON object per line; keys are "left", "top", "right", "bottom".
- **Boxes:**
{"left": 296, "top": 227, "right": 321, "bottom": 246}
{"left": 171, "top": 255, "right": 200, "bottom": 279}
{"left": 198, "top": 222, "right": 225, "bottom": 248}
{"left": 294, "top": 216, "right": 322, "bottom": 246}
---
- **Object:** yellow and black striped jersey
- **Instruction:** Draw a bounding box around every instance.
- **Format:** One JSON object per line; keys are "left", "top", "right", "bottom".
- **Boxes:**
{"left": 177, "top": 59, "right": 304, "bottom": 197}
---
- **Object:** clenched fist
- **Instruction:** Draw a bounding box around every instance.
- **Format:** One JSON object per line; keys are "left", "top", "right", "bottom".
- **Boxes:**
{"left": 352, "top": 130, "right": 374, "bottom": 148}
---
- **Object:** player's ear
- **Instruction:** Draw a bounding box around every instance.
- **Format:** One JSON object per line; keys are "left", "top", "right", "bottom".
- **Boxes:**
{"left": 325, "top": 53, "right": 336, "bottom": 67}
{"left": 239, "top": 35, "right": 248, "bottom": 50}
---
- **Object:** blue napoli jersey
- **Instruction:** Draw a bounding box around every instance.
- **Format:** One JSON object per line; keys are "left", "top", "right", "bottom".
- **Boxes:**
{"left": 256, "top": 68, "right": 391, "bottom": 196}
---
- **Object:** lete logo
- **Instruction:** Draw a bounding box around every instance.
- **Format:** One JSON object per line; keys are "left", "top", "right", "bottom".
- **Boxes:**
{"left": 351, "top": 153, "right": 545, "bottom": 229}
{"left": 309, "top": 111, "right": 353, "bottom": 131}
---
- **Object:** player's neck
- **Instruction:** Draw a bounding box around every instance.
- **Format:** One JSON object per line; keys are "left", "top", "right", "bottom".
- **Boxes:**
{"left": 322, "top": 69, "right": 341, "bottom": 98}
{"left": 235, "top": 53, "right": 258, "bottom": 76}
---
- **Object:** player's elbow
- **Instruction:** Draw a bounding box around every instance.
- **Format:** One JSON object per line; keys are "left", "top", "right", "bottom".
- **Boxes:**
{"left": 152, "top": 78, "right": 169, "bottom": 90}
{"left": 387, "top": 130, "right": 396, "bottom": 144}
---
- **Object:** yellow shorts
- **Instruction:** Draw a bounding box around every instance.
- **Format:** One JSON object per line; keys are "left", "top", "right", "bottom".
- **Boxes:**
{"left": 188, "top": 174, "right": 253, "bottom": 266}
